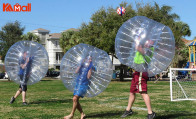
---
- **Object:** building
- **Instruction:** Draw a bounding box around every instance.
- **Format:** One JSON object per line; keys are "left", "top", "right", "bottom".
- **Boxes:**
{"left": 31, "top": 28, "right": 78, "bottom": 70}
{"left": 181, "top": 38, "right": 193, "bottom": 46}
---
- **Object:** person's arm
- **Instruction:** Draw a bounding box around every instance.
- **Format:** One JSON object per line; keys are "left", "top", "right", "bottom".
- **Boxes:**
{"left": 87, "top": 69, "right": 92, "bottom": 79}
{"left": 75, "top": 65, "right": 81, "bottom": 73}
{"left": 20, "top": 58, "right": 29, "bottom": 69}
{"left": 20, "top": 64, "right": 24, "bottom": 69}
{"left": 75, "top": 64, "right": 81, "bottom": 73}
{"left": 75, "top": 59, "right": 85, "bottom": 73}
{"left": 87, "top": 61, "right": 93, "bottom": 79}
{"left": 21, "top": 63, "right": 27, "bottom": 69}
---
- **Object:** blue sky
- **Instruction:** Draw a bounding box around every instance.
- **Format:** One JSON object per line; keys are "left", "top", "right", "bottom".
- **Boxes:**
{"left": 0, "top": 0, "right": 196, "bottom": 40}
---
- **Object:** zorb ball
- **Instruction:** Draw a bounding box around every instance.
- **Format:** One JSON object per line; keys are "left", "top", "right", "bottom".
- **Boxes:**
{"left": 60, "top": 43, "right": 113, "bottom": 97}
{"left": 5, "top": 41, "right": 49, "bottom": 85}
{"left": 117, "top": 7, "right": 125, "bottom": 16}
{"left": 115, "top": 16, "right": 175, "bottom": 77}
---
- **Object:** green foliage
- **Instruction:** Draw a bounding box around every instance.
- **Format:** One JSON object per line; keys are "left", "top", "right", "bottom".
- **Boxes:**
{"left": 75, "top": 1, "right": 190, "bottom": 67}
{"left": 0, "top": 21, "right": 25, "bottom": 61}
{"left": 171, "top": 22, "right": 191, "bottom": 67}
{"left": 78, "top": 3, "right": 136, "bottom": 56}
{"left": 59, "top": 30, "right": 80, "bottom": 53}
{"left": 48, "top": 68, "right": 55, "bottom": 71}
{"left": 21, "top": 32, "right": 40, "bottom": 43}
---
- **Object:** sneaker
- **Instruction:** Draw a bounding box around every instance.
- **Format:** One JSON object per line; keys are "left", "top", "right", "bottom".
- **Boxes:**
{"left": 121, "top": 109, "right": 133, "bottom": 118}
{"left": 147, "top": 111, "right": 156, "bottom": 119}
{"left": 22, "top": 102, "right": 28, "bottom": 105}
{"left": 10, "top": 96, "right": 15, "bottom": 104}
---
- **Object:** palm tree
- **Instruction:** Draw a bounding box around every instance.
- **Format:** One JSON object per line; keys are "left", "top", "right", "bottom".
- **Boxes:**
{"left": 59, "top": 30, "right": 80, "bottom": 53}
{"left": 21, "top": 32, "right": 40, "bottom": 42}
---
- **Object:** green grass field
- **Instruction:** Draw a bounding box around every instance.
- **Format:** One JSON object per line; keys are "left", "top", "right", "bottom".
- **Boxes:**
{"left": 0, "top": 79, "right": 195, "bottom": 119}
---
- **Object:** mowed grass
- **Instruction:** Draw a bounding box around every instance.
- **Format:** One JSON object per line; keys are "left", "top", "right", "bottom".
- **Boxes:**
{"left": 0, "top": 78, "right": 196, "bottom": 119}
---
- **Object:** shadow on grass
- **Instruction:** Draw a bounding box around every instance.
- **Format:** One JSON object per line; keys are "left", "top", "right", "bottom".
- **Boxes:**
{"left": 112, "top": 80, "right": 170, "bottom": 82}
{"left": 111, "top": 80, "right": 131, "bottom": 82}
{"left": 155, "top": 111, "right": 196, "bottom": 119}
{"left": 29, "top": 99, "right": 72, "bottom": 104}
{"left": 40, "top": 80, "right": 53, "bottom": 81}
{"left": 86, "top": 111, "right": 138, "bottom": 118}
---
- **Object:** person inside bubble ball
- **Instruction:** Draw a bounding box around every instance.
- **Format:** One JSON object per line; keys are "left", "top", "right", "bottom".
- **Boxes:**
{"left": 121, "top": 38, "right": 156, "bottom": 119}
{"left": 134, "top": 38, "right": 154, "bottom": 65}
{"left": 64, "top": 55, "right": 94, "bottom": 119}
{"left": 10, "top": 51, "right": 33, "bottom": 105}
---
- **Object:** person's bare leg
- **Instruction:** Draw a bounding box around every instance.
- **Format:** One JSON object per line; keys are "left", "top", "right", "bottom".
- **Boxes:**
{"left": 141, "top": 92, "right": 152, "bottom": 114}
{"left": 126, "top": 93, "right": 135, "bottom": 111}
{"left": 14, "top": 88, "right": 22, "bottom": 98}
{"left": 22, "top": 91, "right": 26, "bottom": 102}
{"left": 64, "top": 95, "right": 79, "bottom": 119}
{"left": 76, "top": 102, "right": 85, "bottom": 119}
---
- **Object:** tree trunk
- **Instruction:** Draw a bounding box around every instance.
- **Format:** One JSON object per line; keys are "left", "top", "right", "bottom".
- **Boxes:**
{"left": 119, "top": 64, "right": 124, "bottom": 81}
{"left": 112, "top": 53, "right": 114, "bottom": 64}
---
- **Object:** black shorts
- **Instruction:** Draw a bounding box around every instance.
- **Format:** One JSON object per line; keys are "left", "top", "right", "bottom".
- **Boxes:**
{"left": 19, "top": 74, "right": 28, "bottom": 92}
{"left": 19, "top": 84, "right": 27, "bottom": 92}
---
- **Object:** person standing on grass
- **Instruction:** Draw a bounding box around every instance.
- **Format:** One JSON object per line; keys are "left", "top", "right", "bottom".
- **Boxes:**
{"left": 121, "top": 39, "right": 156, "bottom": 119}
{"left": 10, "top": 51, "right": 33, "bottom": 105}
{"left": 64, "top": 56, "right": 93, "bottom": 119}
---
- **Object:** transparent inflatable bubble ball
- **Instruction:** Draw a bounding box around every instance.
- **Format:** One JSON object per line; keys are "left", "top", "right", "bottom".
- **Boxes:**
{"left": 115, "top": 16, "right": 175, "bottom": 77}
{"left": 5, "top": 40, "right": 49, "bottom": 85}
{"left": 60, "top": 43, "right": 113, "bottom": 97}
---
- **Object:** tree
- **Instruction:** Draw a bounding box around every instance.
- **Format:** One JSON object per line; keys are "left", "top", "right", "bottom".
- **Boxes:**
{"left": 76, "top": 2, "right": 190, "bottom": 67}
{"left": 78, "top": 2, "right": 136, "bottom": 61}
{"left": 59, "top": 30, "right": 80, "bottom": 53}
{"left": 60, "top": 2, "right": 190, "bottom": 80}
{"left": 171, "top": 22, "right": 191, "bottom": 67}
{"left": 0, "top": 21, "right": 25, "bottom": 61}
{"left": 21, "top": 32, "right": 40, "bottom": 42}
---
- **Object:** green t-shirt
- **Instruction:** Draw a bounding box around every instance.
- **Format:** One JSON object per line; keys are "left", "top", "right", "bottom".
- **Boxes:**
{"left": 134, "top": 47, "right": 154, "bottom": 64}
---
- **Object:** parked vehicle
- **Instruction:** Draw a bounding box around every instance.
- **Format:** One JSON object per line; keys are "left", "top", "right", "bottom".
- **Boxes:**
{"left": 4, "top": 72, "right": 8, "bottom": 79}
{"left": 46, "top": 70, "right": 60, "bottom": 77}
{"left": 0, "top": 73, "right": 5, "bottom": 79}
